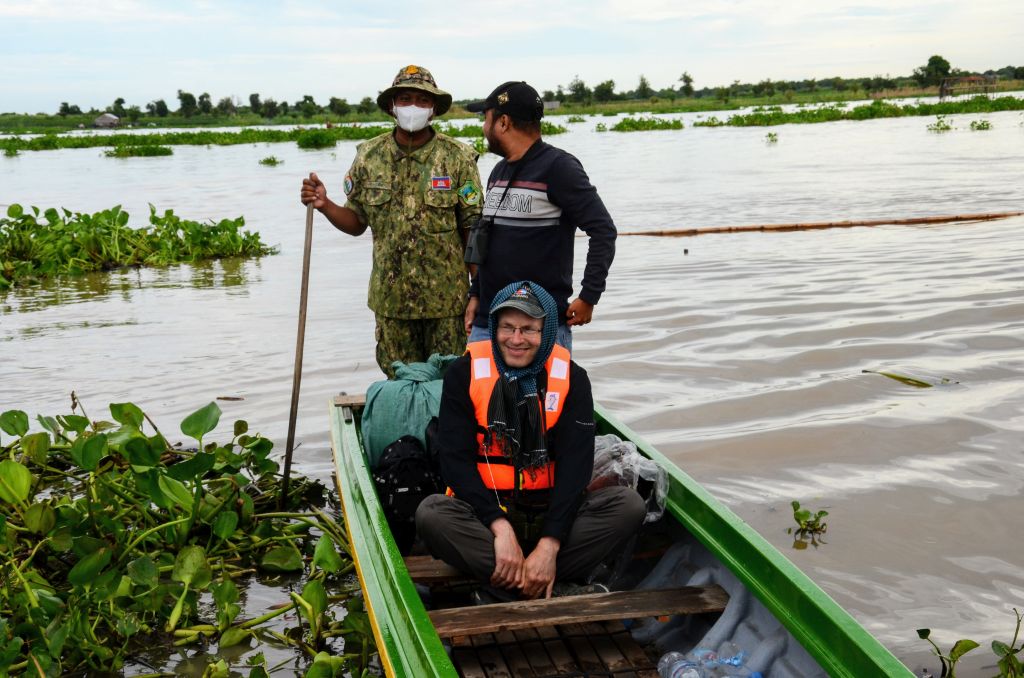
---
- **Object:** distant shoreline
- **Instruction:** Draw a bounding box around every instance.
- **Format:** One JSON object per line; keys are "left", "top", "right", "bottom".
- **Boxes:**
{"left": 4, "top": 80, "right": 1021, "bottom": 136}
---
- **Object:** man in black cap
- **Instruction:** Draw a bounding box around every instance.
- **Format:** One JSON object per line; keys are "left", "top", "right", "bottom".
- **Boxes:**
{"left": 462, "top": 81, "right": 617, "bottom": 352}
{"left": 416, "top": 280, "right": 645, "bottom": 599}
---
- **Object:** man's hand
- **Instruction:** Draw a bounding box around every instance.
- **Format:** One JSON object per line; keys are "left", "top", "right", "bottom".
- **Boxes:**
{"left": 566, "top": 298, "right": 594, "bottom": 327}
{"left": 301, "top": 172, "right": 328, "bottom": 210}
{"left": 464, "top": 295, "right": 480, "bottom": 335}
{"left": 490, "top": 518, "right": 525, "bottom": 589}
{"left": 521, "top": 537, "right": 560, "bottom": 599}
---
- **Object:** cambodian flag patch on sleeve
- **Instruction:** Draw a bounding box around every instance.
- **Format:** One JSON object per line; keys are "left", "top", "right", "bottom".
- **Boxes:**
{"left": 431, "top": 176, "right": 452, "bottom": 190}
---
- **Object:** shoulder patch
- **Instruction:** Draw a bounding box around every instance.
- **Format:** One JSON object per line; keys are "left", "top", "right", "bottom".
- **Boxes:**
{"left": 343, "top": 174, "right": 354, "bottom": 195}
{"left": 458, "top": 180, "right": 481, "bottom": 206}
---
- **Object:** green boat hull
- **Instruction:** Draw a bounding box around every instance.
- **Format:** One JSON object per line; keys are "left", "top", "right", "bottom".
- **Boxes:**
{"left": 329, "top": 397, "right": 912, "bottom": 677}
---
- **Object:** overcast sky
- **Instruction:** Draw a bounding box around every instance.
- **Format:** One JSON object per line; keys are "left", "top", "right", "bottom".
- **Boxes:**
{"left": 2, "top": 0, "right": 1022, "bottom": 114}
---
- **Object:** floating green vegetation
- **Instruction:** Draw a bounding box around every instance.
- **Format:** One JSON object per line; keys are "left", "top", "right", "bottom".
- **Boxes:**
{"left": 259, "top": 155, "right": 283, "bottom": 166}
{"left": 970, "top": 119, "right": 993, "bottom": 130}
{"left": 919, "top": 608, "right": 1024, "bottom": 678}
{"left": 0, "top": 398, "right": 370, "bottom": 676}
{"left": 296, "top": 129, "right": 337, "bottom": 149}
{"left": 927, "top": 115, "right": 954, "bottom": 132}
{"left": 595, "top": 123, "right": 608, "bottom": 132}
{"left": 765, "top": 132, "right": 779, "bottom": 143}
{"left": 3, "top": 147, "right": 18, "bottom": 157}
{"left": 470, "top": 137, "right": 487, "bottom": 155}
{"left": 104, "top": 144, "right": 173, "bottom": 157}
{"left": 0, "top": 204, "right": 276, "bottom": 288}
{"left": 0, "top": 121, "right": 568, "bottom": 155}
{"left": 787, "top": 500, "right": 828, "bottom": 549}
{"left": 566, "top": 115, "right": 587, "bottom": 123}
{"left": 689, "top": 95, "right": 1024, "bottom": 127}
{"left": 610, "top": 116, "right": 683, "bottom": 132}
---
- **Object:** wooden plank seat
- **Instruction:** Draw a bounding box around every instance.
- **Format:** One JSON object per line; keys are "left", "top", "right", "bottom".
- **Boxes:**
{"left": 404, "top": 555, "right": 474, "bottom": 584}
{"left": 429, "top": 585, "right": 729, "bottom": 638}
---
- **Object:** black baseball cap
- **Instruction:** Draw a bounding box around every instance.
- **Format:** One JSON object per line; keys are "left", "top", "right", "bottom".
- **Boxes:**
{"left": 465, "top": 81, "right": 544, "bottom": 122}
{"left": 492, "top": 284, "right": 547, "bottom": 319}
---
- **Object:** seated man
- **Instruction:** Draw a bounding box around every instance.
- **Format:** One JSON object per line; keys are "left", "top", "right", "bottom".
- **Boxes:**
{"left": 416, "top": 281, "right": 645, "bottom": 599}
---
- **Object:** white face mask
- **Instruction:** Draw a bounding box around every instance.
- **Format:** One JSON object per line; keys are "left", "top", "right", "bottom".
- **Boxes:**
{"left": 394, "top": 104, "right": 433, "bottom": 132}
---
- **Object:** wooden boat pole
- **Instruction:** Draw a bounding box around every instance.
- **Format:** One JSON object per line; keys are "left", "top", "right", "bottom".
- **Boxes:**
{"left": 280, "top": 203, "right": 315, "bottom": 509}
{"left": 617, "top": 210, "right": 1024, "bottom": 237}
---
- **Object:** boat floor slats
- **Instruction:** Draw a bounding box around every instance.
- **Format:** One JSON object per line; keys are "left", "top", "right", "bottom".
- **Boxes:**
{"left": 494, "top": 630, "right": 538, "bottom": 677}
{"left": 403, "top": 554, "right": 472, "bottom": 583}
{"left": 451, "top": 620, "right": 665, "bottom": 677}
{"left": 431, "top": 585, "right": 729, "bottom": 638}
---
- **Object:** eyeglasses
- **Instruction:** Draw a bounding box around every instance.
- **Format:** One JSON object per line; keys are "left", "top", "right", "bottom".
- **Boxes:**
{"left": 496, "top": 323, "right": 542, "bottom": 338}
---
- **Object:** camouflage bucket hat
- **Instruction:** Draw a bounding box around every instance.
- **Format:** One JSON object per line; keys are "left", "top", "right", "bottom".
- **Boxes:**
{"left": 377, "top": 65, "right": 452, "bottom": 116}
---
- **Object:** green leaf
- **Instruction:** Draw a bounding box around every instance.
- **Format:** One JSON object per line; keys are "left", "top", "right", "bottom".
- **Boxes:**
{"left": 212, "top": 510, "right": 239, "bottom": 540}
{"left": 259, "top": 546, "right": 303, "bottom": 572}
{"left": 124, "top": 437, "right": 160, "bottom": 468}
{"left": 949, "top": 638, "right": 980, "bottom": 661}
{"left": 79, "top": 433, "right": 108, "bottom": 471}
{"left": 57, "top": 414, "right": 89, "bottom": 434}
{"left": 0, "top": 460, "right": 33, "bottom": 504}
{"left": 916, "top": 628, "right": 931, "bottom": 639}
{"left": 20, "top": 431, "right": 51, "bottom": 465}
{"left": 218, "top": 626, "right": 251, "bottom": 649}
{"left": 302, "top": 579, "right": 328, "bottom": 619}
{"left": 24, "top": 502, "right": 56, "bottom": 535}
{"left": 312, "top": 535, "right": 344, "bottom": 574}
{"left": 45, "top": 622, "right": 69, "bottom": 657}
{"left": 35, "top": 415, "right": 60, "bottom": 435}
{"left": 212, "top": 578, "right": 239, "bottom": 607}
{"left": 158, "top": 474, "right": 194, "bottom": 509}
{"left": 0, "top": 410, "right": 29, "bottom": 437}
{"left": 992, "top": 639, "right": 1012, "bottom": 657}
{"left": 127, "top": 555, "right": 159, "bottom": 588}
{"left": 68, "top": 546, "right": 113, "bottom": 587}
{"left": 110, "top": 402, "right": 145, "bottom": 428}
{"left": 6, "top": 204, "right": 23, "bottom": 218}
{"left": 180, "top": 402, "right": 221, "bottom": 442}
{"left": 172, "top": 545, "right": 212, "bottom": 589}
{"left": 233, "top": 419, "right": 248, "bottom": 436}
{"left": 167, "top": 452, "right": 216, "bottom": 482}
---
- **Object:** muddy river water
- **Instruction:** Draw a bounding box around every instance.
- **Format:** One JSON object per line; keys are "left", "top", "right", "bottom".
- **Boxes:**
{"left": 2, "top": 105, "right": 1023, "bottom": 675}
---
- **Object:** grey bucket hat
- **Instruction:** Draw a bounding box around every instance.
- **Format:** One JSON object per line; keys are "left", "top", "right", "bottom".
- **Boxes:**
{"left": 376, "top": 65, "right": 452, "bottom": 116}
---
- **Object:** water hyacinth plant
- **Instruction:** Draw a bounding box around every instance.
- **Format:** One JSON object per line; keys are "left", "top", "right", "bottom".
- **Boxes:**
{"left": 0, "top": 398, "right": 369, "bottom": 676}
{"left": 259, "top": 155, "right": 283, "bottom": 166}
{"left": 610, "top": 116, "right": 683, "bottom": 132}
{"left": 0, "top": 203, "right": 276, "bottom": 288}
{"left": 104, "top": 144, "right": 174, "bottom": 157}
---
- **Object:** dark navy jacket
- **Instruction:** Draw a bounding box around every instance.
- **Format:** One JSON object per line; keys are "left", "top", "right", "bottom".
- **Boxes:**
{"left": 469, "top": 141, "right": 617, "bottom": 327}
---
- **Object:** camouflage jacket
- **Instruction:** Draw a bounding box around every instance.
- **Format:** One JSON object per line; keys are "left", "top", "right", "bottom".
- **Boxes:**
{"left": 344, "top": 128, "right": 482, "bottom": 318}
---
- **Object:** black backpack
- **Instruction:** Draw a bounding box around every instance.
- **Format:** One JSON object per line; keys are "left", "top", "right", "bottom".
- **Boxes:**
{"left": 372, "top": 435, "right": 442, "bottom": 554}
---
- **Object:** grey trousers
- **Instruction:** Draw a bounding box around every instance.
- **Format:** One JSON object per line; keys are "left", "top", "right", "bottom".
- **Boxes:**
{"left": 415, "top": 486, "right": 647, "bottom": 584}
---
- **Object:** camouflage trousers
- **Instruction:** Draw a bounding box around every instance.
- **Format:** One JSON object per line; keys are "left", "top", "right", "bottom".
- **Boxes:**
{"left": 374, "top": 314, "right": 466, "bottom": 379}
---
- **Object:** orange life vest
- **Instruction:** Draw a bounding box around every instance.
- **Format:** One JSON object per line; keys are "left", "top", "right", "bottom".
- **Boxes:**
{"left": 466, "top": 340, "right": 571, "bottom": 492}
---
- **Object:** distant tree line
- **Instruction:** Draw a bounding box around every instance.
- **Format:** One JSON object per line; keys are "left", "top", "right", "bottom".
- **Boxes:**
{"left": 538, "top": 56, "right": 1024, "bottom": 105}
{"left": 56, "top": 91, "right": 381, "bottom": 121}
{"left": 51, "top": 55, "right": 1024, "bottom": 120}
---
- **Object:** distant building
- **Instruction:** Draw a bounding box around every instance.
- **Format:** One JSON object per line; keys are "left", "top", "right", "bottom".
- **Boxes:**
{"left": 94, "top": 112, "right": 120, "bottom": 128}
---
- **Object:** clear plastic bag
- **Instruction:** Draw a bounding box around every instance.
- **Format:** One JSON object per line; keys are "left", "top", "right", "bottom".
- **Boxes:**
{"left": 589, "top": 433, "right": 668, "bottom": 524}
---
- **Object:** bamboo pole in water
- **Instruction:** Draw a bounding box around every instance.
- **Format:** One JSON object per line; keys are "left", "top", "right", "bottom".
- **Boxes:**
{"left": 618, "top": 211, "right": 1024, "bottom": 237}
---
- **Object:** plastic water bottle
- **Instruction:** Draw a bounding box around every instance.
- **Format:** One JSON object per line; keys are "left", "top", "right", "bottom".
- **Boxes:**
{"left": 718, "top": 669, "right": 762, "bottom": 678}
{"left": 658, "top": 651, "right": 706, "bottom": 678}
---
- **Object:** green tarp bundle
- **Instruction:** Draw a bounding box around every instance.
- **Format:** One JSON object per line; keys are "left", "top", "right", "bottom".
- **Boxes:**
{"left": 361, "top": 354, "right": 459, "bottom": 468}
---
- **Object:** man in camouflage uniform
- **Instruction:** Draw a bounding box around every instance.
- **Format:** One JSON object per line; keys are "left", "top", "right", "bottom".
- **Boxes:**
{"left": 301, "top": 65, "right": 483, "bottom": 377}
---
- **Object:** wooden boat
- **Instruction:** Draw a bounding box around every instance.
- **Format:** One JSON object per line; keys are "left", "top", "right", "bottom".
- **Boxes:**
{"left": 330, "top": 394, "right": 913, "bottom": 677}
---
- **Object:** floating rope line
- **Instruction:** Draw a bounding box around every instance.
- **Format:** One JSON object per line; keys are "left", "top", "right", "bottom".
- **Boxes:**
{"left": 617, "top": 211, "right": 1024, "bottom": 237}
